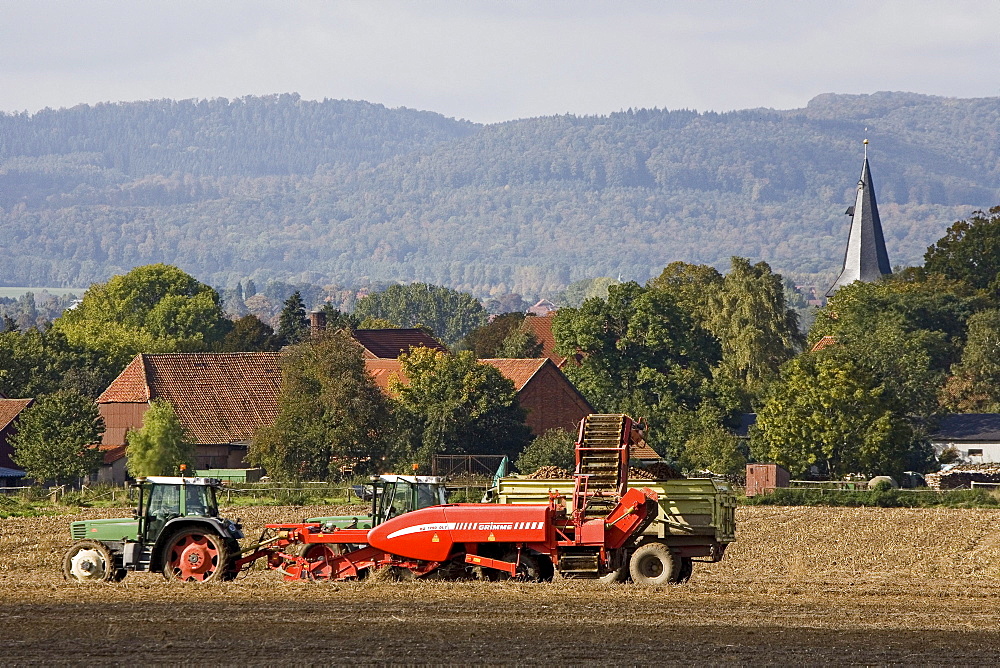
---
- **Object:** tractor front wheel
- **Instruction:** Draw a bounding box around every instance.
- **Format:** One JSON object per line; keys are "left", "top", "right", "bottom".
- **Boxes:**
{"left": 63, "top": 540, "right": 120, "bottom": 583}
{"left": 162, "top": 528, "right": 232, "bottom": 582}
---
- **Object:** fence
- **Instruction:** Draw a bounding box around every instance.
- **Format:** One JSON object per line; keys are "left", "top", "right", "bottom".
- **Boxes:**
{"left": 432, "top": 455, "right": 507, "bottom": 480}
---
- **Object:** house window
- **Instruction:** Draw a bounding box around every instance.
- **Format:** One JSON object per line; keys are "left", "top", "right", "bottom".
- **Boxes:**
{"left": 968, "top": 449, "right": 984, "bottom": 457}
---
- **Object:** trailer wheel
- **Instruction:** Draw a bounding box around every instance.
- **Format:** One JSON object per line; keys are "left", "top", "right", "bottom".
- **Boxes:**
{"left": 629, "top": 542, "right": 679, "bottom": 586}
{"left": 63, "top": 540, "right": 117, "bottom": 583}
{"left": 161, "top": 528, "right": 231, "bottom": 582}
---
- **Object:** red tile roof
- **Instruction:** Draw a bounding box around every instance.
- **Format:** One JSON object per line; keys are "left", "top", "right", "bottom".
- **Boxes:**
{"left": 99, "top": 353, "right": 282, "bottom": 445}
{"left": 520, "top": 314, "right": 566, "bottom": 367}
{"left": 351, "top": 329, "right": 448, "bottom": 359}
{"left": 364, "top": 359, "right": 406, "bottom": 391}
{"left": 99, "top": 444, "right": 127, "bottom": 465}
{"left": 479, "top": 359, "right": 548, "bottom": 392}
{"left": 810, "top": 335, "right": 837, "bottom": 352}
{"left": 0, "top": 398, "right": 33, "bottom": 431}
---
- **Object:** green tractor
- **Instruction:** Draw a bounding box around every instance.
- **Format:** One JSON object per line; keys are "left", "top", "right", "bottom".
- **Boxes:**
{"left": 63, "top": 476, "right": 243, "bottom": 583}
{"left": 304, "top": 474, "right": 449, "bottom": 530}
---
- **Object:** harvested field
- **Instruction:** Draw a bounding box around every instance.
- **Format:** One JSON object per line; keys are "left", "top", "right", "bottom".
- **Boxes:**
{"left": 3, "top": 505, "right": 1000, "bottom": 665}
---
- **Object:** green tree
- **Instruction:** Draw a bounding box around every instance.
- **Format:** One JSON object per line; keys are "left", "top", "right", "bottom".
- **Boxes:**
{"left": 940, "top": 309, "right": 1000, "bottom": 412}
{"left": 552, "top": 281, "right": 720, "bottom": 457}
{"left": 11, "top": 390, "right": 105, "bottom": 485}
{"left": 354, "top": 283, "right": 488, "bottom": 346}
{"left": 277, "top": 291, "right": 309, "bottom": 346}
{"left": 646, "top": 261, "right": 723, "bottom": 325}
{"left": 319, "top": 303, "right": 360, "bottom": 331}
{"left": 515, "top": 428, "right": 576, "bottom": 473}
{"left": 462, "top": 313, "right": 542, "bottom": 358}
{"left": 924, "top": 206, "right": 1000, "bottom": 295}
{"left": 125, "top": 399, "right": 196, "bottom": 477}
{"left": 0, "top": 327, "right": 112, "bottom": 399}
{"left": 705, "top": 257, "right": 803, "bottom": 411}
{"left": 52, "top": 264, "right": 230, "bottom": 370}
{"left": 215, "top": 315, "right": 281, "bottom": 352}
{"left": 248, "top": 332, "right": 398, "bottom": 480}
{"left": 392, "top": 348, "right": 531, "bottom": 467}
{"left": 752, "top": 351, "right": 914, "bottom": 479}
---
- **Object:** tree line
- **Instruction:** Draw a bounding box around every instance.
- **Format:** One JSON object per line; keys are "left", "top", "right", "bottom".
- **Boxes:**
{"left": 6, "top": 204, "right": 1000, "bottom": 483}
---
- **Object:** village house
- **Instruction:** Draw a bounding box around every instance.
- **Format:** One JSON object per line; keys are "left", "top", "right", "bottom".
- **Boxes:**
{"left": 95, "top": 345, "right": 594, "bottom": 481}
{"left": 0, "top": 397, "right": 33, "bottom": 487}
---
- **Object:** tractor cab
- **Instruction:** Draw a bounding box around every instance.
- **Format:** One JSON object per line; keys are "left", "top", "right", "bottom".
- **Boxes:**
{"left": 136, "top": 476, "right": 223, "bottom": 543}
{"left": 306, "top": 475, "right": 447, "bottom": 530}
{"left": 374, "top": 475, "right": 448, "bottom": 523}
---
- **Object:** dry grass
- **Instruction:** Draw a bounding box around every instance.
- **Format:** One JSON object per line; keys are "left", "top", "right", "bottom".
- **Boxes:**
{"left": 3, "top": 505, "right": 1000, "bottom": 664}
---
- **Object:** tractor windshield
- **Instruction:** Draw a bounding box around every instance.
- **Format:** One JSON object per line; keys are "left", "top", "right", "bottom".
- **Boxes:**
{"left": 184, "top": 485, "right": 217, "bottom": 517}
{"left": 417, "top": 483, "right": 444, "bottom": 509}
{"left": 148, "top": 484, "right": 181, "bottom": 517}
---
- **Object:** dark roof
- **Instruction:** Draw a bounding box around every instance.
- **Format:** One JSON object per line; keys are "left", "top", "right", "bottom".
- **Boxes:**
{"left": 827, "top": 155, "right": 892, "bottom": 296}
{"left": 929, "top": 414, "right": 1000, "bottom": 442}
{"left": 0, "top": 466, "right": 25, "bottom": 479}
{"left": 351, "top": 329, "right": 448, "bottom": 359}
{"left": 0, "top": 398, "right": 34, "bottom": 431}
{"left": 98, "top": 353, "right": 282, "bottom": 445}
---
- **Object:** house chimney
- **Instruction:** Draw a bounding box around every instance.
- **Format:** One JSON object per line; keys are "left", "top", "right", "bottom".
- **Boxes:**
{"left": 309, "top": 310, "right": 327, "bottom": 336}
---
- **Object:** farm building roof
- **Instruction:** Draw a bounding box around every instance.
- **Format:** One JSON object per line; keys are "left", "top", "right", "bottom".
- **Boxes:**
{"left": 363, "top": 358, "right": 550, "bottom": 394}
{"left": 0, "top": 398, "right": 34, "bottom": 431}
{"left": 0, "top": 466, "right": 25, "bottom": 479}
{"left": 929, "top": 414, "right": 1000, "bottom": 442}
{"left": 98, "top": 353, "right": 282, "bottom": 445}
{"left": 810, "top": 335, "right": 837, "bottom": 352}
{"left": 351, "top": 329, "right": 448, "bottom": 359}
{"left": 520, "top": 314, "right": 566, "bottom": 366}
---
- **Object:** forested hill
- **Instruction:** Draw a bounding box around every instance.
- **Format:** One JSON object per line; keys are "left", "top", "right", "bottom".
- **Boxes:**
{"left": 1, "top": 91, "right": 998, "bottom": 297}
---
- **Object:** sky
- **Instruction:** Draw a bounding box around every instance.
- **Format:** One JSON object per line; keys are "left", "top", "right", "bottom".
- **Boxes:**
{"left": 2, "top": 1, "right": 999, "bottom": 124}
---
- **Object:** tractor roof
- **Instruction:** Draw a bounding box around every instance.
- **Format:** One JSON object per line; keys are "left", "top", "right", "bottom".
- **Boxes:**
{"left": 142, "top": 476, "right": 222, "bottom": 486}
{"left": 377, "top": 475, "right": 445, "bottom": 484}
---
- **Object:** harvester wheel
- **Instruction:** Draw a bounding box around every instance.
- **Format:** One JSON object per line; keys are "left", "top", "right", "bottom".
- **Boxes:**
{"left": 502, "top": 550, "right": 542, "bottom": 582}
{"left": 628, "top": 542, "right": 679, "bottom": 586}
{"left": 300, "top": 544, "right": 340, "bottom": 580}
{"left": 161, "top": 528, "right": 231, "bottom": 583}
{"left": 63, "top": 540, "right": 117, "bottom": 583}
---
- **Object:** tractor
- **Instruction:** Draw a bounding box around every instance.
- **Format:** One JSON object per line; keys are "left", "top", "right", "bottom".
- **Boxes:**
{"left": 63, "top": 475, "right": 243, "bottom": 583}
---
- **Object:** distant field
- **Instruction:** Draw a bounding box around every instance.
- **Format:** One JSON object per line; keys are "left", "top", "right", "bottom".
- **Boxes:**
{"left": 0, "top": 287, "right": 84, "bottom": 299}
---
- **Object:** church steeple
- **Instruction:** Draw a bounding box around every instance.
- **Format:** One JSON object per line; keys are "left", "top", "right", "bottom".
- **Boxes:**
{"left": 827, "top": 141, "right": 892, "bottom": 296}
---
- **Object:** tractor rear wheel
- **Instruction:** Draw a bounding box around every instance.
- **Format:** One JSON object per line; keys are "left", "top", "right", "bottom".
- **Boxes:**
{"left": 161, "top": 528, "right": 232, "bottom": 582}
{"left": 628, "top": 542, "right": 679, "bottom": 586}
{"left": 63, "top": 540, "right": 118, "bottom": 583}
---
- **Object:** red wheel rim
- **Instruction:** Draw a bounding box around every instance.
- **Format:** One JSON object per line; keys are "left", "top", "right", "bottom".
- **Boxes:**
{"left": 302, "top": 544, "right": 338, "bottom": 579}
{"left": 168, "top": 535, "right": 219, "bottom": 581}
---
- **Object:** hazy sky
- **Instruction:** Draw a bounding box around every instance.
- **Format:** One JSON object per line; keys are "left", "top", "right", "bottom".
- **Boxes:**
{"left": 2, "top": 1, "right": 999, "bottom": 123}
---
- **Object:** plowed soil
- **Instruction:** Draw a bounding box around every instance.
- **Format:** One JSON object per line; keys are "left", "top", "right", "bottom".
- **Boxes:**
{"left": 3, "top": 505, "right": 1000, "bottom": 665}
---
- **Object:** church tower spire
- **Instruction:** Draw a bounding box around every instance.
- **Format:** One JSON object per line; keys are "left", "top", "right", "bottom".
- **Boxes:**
{"left": 826, "top": 140, "right": 892, "bottom": 296}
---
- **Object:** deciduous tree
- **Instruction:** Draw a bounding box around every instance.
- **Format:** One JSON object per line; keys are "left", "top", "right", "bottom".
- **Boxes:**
{"left": 125, "top": 399, "right": 196, "bottom": 477}
{"left": 11, "top": 390, "right": 105, "bottom": 485}
{"left": 391, "top": 348, "right": 531, "bottom": 467}
{"left": 248, "top": 332, "right": 398, "bottom": 480}
{"left": 354, "top": 283, "right": 487, "bottom": 346}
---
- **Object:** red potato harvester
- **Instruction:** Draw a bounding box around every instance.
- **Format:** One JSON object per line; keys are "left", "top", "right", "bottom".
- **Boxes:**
{"left": 237, "top": 415, "right": 665, "bottom": 583}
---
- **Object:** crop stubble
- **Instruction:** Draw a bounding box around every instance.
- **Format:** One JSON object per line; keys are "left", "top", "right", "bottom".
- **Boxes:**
{"left": 2, "top": 505, "right": 1000, "bottom": 664}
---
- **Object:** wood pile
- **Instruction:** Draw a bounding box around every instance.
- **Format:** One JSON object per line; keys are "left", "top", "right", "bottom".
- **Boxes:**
{"left": 524, "top": 466, "right": 572, "bottom": 479}
{"left": 924, "top": 463, "right": 1000, "bottom": 490}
